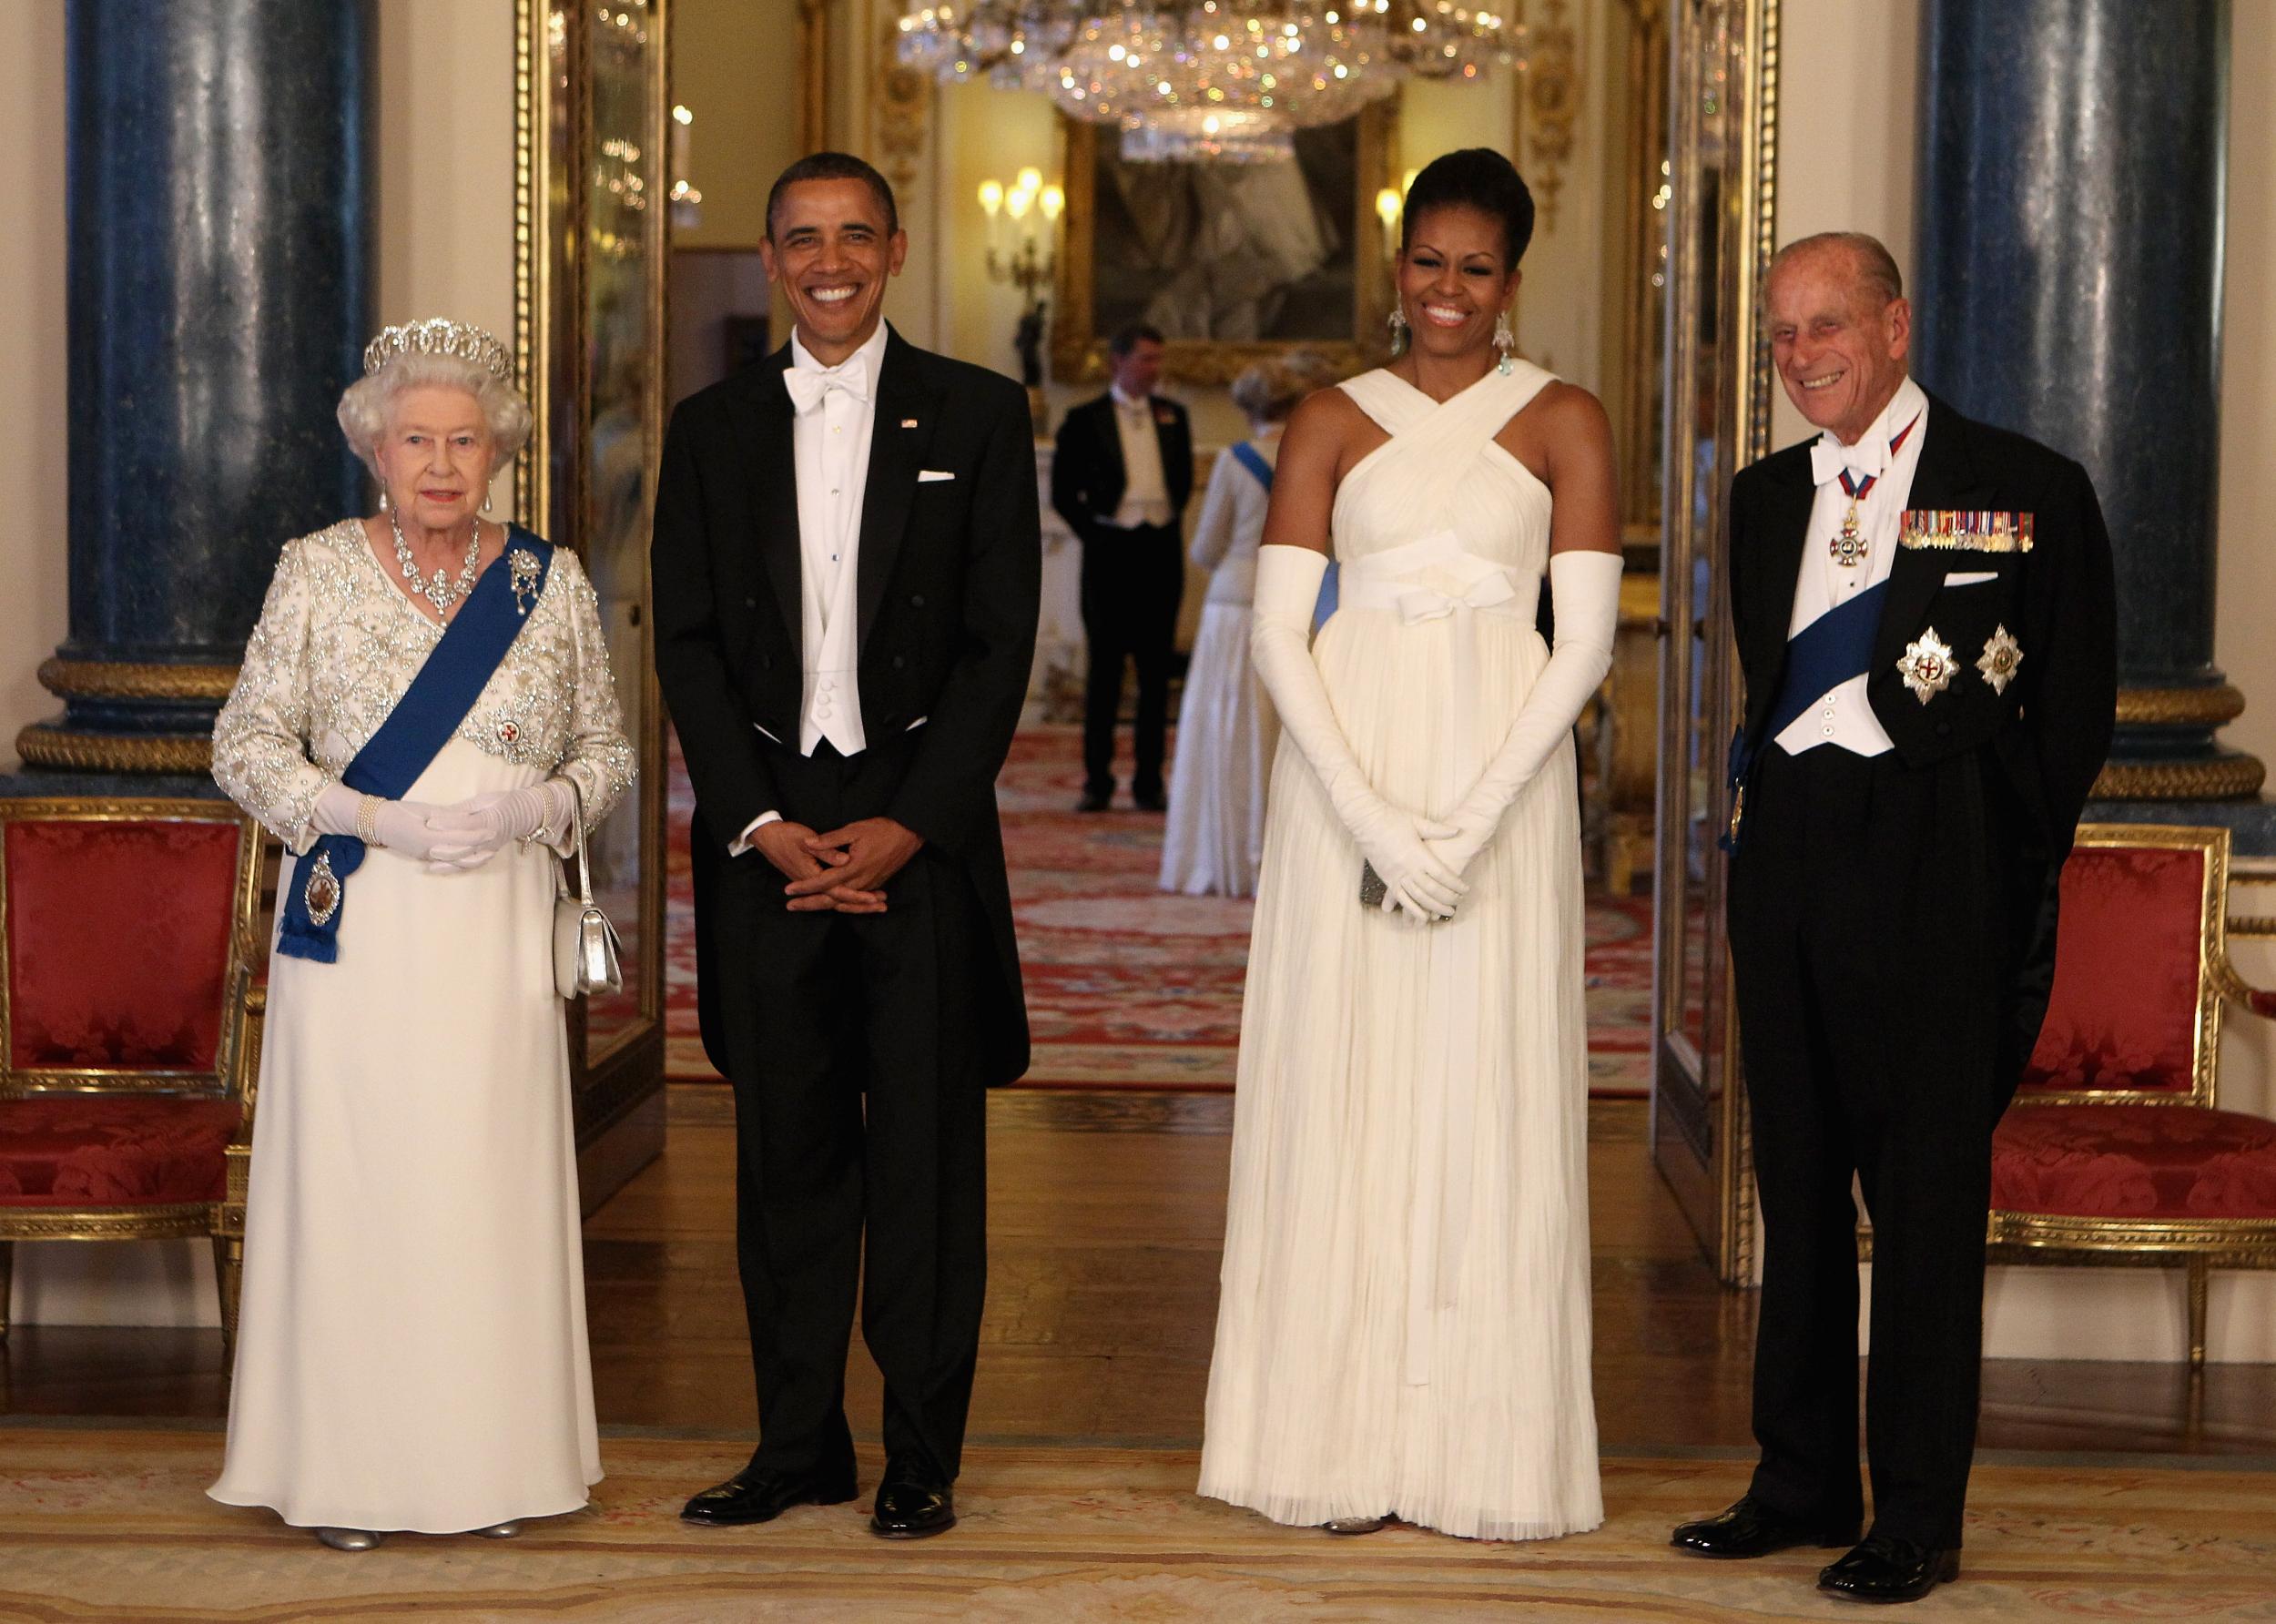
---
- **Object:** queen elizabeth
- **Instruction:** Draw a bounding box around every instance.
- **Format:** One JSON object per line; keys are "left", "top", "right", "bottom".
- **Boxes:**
{"left": 208, "top": 320, "right": 635, "bottom": 1548}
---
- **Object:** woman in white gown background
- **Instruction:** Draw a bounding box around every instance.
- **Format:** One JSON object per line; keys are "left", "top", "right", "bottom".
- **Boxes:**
{"left": 1160, "top": 353, "right": 1331, "bottom": 898}
{"left": 1199, "top": 151, "right": 1623, "bottom": 1541}
{"left": 208, "top": 322, "right": 635, "bottom": 1548}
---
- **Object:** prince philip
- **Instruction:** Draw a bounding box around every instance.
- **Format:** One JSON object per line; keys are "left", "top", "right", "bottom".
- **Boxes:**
{"left": 1671, "top": 234, "right": 2115, "bottom": 1603}
{"left": 653, "top": 153, "right": 1038, "bottom": 1540}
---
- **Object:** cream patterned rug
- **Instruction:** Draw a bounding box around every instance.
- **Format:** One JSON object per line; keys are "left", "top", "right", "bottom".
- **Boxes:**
{"left": 2, "top": 1426, "right": 2271, "bottom": 1621}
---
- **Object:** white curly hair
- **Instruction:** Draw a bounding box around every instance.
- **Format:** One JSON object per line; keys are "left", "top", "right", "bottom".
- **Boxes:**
{"left": 335, "top": 351, "right": 533, "bottom": 483}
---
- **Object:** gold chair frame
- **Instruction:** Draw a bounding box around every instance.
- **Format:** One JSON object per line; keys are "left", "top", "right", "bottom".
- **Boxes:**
{"left": 1988, "top": 821, "right": 2276, "bottom": 1367}
{"left": 0, "top": 797, "right": 265, "bottom": 1354}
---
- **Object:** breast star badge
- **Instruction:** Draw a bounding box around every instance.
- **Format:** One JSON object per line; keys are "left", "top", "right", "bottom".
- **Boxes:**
{"left": 1976, "top": 624, "right": 2023, "bottom": 695}
{"left": 1897, "top": 628, "right": 1958, "bottom": 704}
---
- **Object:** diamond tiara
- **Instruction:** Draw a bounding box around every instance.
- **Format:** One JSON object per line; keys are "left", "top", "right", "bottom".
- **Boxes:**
{"left": 362, "top": 318, "right": 514, "bottom": 382}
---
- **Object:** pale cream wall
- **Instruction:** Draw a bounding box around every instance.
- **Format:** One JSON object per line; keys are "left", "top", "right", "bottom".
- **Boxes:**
{"left": 376, "top": 0, "right": 522, "bottom": 515}
{"left": 0, "top": 0, "right": 68, "bottom": 772}
{"left": 1768, "top": 0, "right": 1918, "bottom": 453}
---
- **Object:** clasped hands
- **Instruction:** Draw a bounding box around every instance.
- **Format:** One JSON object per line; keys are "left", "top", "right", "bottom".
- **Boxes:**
{"left": 1348, "top": 789, "right": 1501, "bottom": 925}
{"left": 756, "top": 817, "right": 922, "bottom": 914}
{"left": 317, "top": 782, "right": 567, "bottom": 872}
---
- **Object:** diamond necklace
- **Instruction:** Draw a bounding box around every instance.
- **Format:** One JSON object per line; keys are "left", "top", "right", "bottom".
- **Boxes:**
{"left": 391, "top": 510, "right": 483, "bottom": 616}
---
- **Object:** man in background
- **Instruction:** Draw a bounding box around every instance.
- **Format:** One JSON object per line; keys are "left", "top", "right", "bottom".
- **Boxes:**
{"left": 1052, "top": 323, "right": 1194, "bottom": 811}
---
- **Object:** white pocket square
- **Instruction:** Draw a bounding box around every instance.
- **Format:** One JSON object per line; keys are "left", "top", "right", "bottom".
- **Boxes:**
{"left": 917, "top": 469, "right": 956, "bottom": 483}
{"left": 1944, "top": 570, "right": 1998, "bottom": 587}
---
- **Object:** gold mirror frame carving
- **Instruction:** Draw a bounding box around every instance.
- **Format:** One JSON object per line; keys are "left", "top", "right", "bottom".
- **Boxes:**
{"left": 1651, "top": 0, "right": 1778, "bottom": 1286}
{"left": 515, "top": 0, "right": 670, "bottom": 1163}
{"left": 1051, "top": 104, "right": 1397, "bottom": 387}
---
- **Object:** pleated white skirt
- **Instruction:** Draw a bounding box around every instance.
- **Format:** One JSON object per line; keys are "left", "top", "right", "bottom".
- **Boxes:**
{"left": 210, "top": 740, "right": 602, "bottom": 1532}
{"left": 1198, "top": 606, "right": 1602, "bottom": 1541}
{"left": 1161, "top": 600, "right": 1277, "bottom": 898}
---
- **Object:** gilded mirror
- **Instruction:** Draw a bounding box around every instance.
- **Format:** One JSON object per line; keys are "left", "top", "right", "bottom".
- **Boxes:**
{"left": 516, "top": 0, "right": 669, "bottom": 1198}
{"left": 1651, "top": 0, "right": 1779, "bottom": 1284}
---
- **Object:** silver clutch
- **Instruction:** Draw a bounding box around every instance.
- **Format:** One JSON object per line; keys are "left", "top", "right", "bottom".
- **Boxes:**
{"left": 553, "top": 787, "right": 624, "bottom": 1000}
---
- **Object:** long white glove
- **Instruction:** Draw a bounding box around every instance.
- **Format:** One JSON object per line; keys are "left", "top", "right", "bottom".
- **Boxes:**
{"left": 310, "top": 782, "right": 466, "bottom": 865}
{"left": 1426, "top": 549, "right": 1623, "bottom": 882}
{"left": 425, "top": 780, "right": 575, "bottom": 872}
{"left": 1250, "top": 543, "right": 1467, "bottom": 921}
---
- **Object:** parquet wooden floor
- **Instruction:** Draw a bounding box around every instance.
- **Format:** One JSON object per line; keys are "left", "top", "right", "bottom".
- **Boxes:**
{"left": 5, "top": 1088, "right": 2271, "bottom": 1462}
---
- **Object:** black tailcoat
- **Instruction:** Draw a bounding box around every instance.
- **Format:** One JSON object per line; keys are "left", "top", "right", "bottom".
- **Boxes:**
{"left": 1047, "top": 391, "right": 1194, "bottom": 543}
{"left": 1723, "top": 389, "right": 2115, "bottom": 1548}
{"left": 1048, "top": 391, "right": 1195, "bottom": 800}
{"left": 651, "top": 328, "right": 1040, "bottom": 1483}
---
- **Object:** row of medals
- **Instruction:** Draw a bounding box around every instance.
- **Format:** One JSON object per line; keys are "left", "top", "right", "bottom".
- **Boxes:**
{"left": 1834, "top": 491, "right": 2022, "bottom": 703}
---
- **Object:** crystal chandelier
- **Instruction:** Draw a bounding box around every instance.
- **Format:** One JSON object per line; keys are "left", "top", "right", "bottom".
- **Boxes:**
{"left": 898, "top": 3, "right": 1525, "bottom": 163}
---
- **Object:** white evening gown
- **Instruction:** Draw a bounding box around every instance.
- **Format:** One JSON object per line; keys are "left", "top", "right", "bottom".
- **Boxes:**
{"left": 209, "top": 523, "right": 627, "bottom": 1533}
{"left": 1198, "top": 363, "right": 1602, "bottom": 1540}
{"left": 1162, "top": 437, "right": 1278, "bottom": 898}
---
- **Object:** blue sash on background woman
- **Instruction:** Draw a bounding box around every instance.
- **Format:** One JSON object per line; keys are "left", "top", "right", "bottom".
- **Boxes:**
{"left": 1231, "top": 441, "right": 1336, "bottom": 632}
{"left": 277, "top": 530, "right": 554, "bottom": 963}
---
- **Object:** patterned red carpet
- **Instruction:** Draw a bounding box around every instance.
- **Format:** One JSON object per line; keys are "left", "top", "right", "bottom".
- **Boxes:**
{"left": 666, "top": 725, "right": 1652, "bottom": 1094}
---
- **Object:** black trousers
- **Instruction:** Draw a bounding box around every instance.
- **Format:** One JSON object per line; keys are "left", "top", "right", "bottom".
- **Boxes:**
{"left": 1725, "top": 744, "right": 2013, "bottom": 1548}
{"left": 1079, "top": 522, "right": 1184, "bottom": 798}
{"left": 708, "top": 738, "right": 991, "bottom": 1485}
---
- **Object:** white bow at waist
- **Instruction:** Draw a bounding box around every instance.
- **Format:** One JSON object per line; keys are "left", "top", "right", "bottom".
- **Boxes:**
{"left": 1336, "top": 530, "right": 1525, "bottom": 625}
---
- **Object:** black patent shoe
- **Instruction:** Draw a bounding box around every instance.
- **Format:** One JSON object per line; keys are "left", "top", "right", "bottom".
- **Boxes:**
{"left": 1133, "top": 788, "right": 1167, "bottom": 813}
{"left": 1670, "top": 1495, "right": 1861, "bottom": 1559}
{"left": 869, "top": 1463, "right": 957, "bottom": 1539}
{"left": 1818, "top": 1535, "right": 1960, "bottom": 1603}
{"left": 679, "top": 1465, "right": 859, "bottom": 1527}
{"left": 1076, "top": 788, "right": 1113, "bottom": 812}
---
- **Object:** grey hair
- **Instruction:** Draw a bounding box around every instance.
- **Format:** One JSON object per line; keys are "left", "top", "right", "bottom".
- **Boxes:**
{"left": 1230, "top": 350, "right": 1338, "bottom": 423}
{"left": 1769, "top": 231, "right": 1905, "bottom": 308}
{"left": 335, "top": 351, "right": 533, "bottom": 483}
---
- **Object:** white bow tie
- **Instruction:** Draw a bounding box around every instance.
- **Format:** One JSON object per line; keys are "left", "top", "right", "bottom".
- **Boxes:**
{"left": 785, "top": 363, "right": 869, "bottom": 414}
{"left": 1811, "top": 433, "right": 1887, "bottom": 488}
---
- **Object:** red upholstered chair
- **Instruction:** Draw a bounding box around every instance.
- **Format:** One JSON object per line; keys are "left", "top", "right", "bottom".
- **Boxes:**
{"left": 0, "top": 798, "right": 263, "bottom": 1353}
{"left": 1991, "top": 823, "right": 2276, "bottom": 1367}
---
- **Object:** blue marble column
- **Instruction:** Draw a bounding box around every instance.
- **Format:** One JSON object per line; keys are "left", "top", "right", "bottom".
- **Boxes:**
{"left": 9, "top": 0, "right": 373, "bottom": 792}
{"left": 1911, "top": 0, "right": 2270, "bottom": 840}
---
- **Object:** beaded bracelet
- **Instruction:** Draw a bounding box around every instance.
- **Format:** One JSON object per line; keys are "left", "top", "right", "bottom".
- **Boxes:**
{"left": 356, "top": 794, "right": 381, "bottom": 844}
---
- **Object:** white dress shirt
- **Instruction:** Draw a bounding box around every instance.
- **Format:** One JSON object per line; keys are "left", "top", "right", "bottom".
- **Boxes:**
{"left": 733, "top": 322, "right": 888, "bottom": 852}
{"left": 1104, "top": 384, "right": 1175, "bottom": 529}
{"left": 1773, "top": 375, "right": 1931, "bottom": 759}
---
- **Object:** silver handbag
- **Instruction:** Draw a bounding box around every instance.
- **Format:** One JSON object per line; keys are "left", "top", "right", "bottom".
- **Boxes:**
{"left": 553, "top": 788, "right": 624, "bottom": 1000}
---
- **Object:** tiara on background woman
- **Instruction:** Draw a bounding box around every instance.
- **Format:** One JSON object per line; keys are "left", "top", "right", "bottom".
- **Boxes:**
{"left": 361, "top": 319, "right": 514, "bottom": 381}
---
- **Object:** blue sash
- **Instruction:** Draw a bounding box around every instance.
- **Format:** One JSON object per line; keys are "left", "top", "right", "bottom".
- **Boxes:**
{"left": 1228, "top": 440, "right": 1274, "bottom": 491}
{"left": 1763, "top": 579, "right": 1888, "bottom": 742}
{"left": 1723, "top": 579, "right": 1887, "bottom": 850}
{"left": 275, "top": 529, "right": 555, "bottom": 964}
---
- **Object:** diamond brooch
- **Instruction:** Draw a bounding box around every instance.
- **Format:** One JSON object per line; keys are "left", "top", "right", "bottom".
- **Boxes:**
{"left": 509, "top": 548, "right": 543, "bottom": 616}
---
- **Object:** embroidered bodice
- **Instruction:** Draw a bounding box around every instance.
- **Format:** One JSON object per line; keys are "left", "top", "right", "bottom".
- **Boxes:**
{"left": 212, "top": 520, "right": 636, "bottom": 851}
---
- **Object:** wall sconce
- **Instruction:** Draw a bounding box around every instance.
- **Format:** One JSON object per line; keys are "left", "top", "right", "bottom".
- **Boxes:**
{"left": 977, "top": 165, "right": 1064, "bottom": 421}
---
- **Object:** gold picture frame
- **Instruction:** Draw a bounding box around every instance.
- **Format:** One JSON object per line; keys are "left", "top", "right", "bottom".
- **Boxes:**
{"left": 1051, "top": 104, "right": 1398, "bottom": 387}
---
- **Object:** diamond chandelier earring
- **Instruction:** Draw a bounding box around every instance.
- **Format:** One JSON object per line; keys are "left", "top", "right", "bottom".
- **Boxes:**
{"left": 1387, "top": 305, "right": 1410, "bottom": 359}
{"left": 1494, "top": 312, "right": 1515, "bottom": 376}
